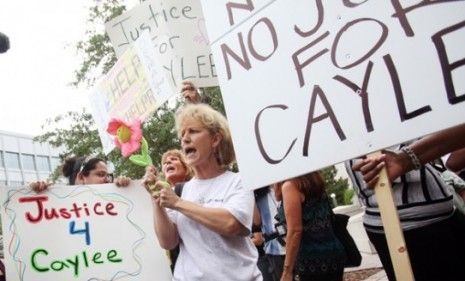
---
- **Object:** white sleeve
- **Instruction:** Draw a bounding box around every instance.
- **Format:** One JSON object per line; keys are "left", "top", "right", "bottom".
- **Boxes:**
{"left": 222, "top": 175, "right": 254, "bottom": 233}
{"left": 166, "top": 208, "right": 178, "bottom": 224}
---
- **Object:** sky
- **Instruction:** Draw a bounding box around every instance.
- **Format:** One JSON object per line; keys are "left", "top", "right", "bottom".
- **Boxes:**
{"left": 0, "top": 0, "right": 105, "bottom": 136}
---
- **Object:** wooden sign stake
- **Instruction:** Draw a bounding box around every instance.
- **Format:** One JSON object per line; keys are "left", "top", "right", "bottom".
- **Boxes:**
{"left": 369, "top": 151, "right": 415, "bottom": 281}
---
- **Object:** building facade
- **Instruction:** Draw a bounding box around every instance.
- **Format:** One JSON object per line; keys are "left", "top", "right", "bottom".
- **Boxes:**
{"left": 0, "top": 130, "right": 61, "bottom": 187}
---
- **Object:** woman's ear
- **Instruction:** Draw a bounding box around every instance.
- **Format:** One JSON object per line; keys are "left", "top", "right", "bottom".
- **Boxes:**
{"left": 76, "top": 172, "right": 85, "bottom": 184}
{"left": 212, "top": 133, "right": 223, "bottom": 148}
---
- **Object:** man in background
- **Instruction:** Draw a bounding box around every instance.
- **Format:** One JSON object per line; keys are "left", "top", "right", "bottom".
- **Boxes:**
{"left": 255, "top": 186, "right": 286, "bottom": 281}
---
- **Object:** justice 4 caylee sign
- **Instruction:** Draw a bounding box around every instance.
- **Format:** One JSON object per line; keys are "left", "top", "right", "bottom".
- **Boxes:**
{"left": 0, "top": 181, "right": 172, "bottom": 281}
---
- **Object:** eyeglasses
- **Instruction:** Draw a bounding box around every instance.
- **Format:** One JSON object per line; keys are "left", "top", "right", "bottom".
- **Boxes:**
{"left": 106, "top": 173, "right": 114, "bottom": 183}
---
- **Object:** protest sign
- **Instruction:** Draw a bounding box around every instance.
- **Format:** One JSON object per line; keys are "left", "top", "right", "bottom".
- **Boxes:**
{"left": 200, "top": 1, "right": 465, "bottom": 189}
{"left": 105, "top": 0, "right": 217, "bottom": 88}
{"left": 89, "top": 32, "right": 173, "bottom": 154}
{"left": 0, "top": 181, "right": 171, "bottom": 281}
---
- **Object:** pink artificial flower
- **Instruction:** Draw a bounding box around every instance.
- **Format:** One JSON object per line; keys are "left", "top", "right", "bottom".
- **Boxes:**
{"left": 106, "top": 118, "right": 143, "bottom": 157}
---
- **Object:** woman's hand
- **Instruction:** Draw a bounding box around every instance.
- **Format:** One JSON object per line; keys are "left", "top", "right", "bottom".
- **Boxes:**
{"left": 114, "top": 175, "right": 131, "bottom": 187}
{"left": 352, "top": 149, "right": 411, "bottom": 189}
{"left": 142, "top": 165, "right": 174, "bottom": 201}
{"left": 29, "top": 180, "right": 52, "bottom": 193}
{"left": 143, "top": 165, "right": 159, "bottom": 193}
{"left": 158, "top": 186, "right": 181, "bottom": 209}
{"left": 251, "top": 231, "right": 264, "bottom": 246}
{"left": 280, "top": 269, "right": 294, "bottom": 281}
{"left": 181, "top": 81, "right": 201, "bottom": 104}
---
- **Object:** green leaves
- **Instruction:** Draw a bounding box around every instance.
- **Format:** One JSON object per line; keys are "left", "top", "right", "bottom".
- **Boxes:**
{"left": 72, "top": 0, "right": 125, "bottom": 87}
{"left": 128, "top": 154, "right": 151, "bottom": 167}
{"left": 321, "top": 165, "right": 352, "bottom": 206}
{"left": 43, "top": 0, "right": 223, "bottom": 176}
{"left": 140, "top": 137, "right": 150, "bottom": 160}
{"left": 128, "top": 137, "right": 153, "bottom": 167}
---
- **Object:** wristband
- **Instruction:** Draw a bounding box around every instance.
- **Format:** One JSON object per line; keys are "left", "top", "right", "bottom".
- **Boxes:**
{"left": 401, "top": 146, "right": 421, "bottom": 170}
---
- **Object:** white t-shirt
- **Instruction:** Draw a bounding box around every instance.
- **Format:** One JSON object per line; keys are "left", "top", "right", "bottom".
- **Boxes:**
{"left": 168, "top": 171, "right": 262, "bottom": 281}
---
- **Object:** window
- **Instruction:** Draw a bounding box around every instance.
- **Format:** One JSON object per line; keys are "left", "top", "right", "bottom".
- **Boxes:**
{"left": 51, "top": 157, "right": 60, "bottom": 171}
{"left": 23, "top": 172, "right": 38, "bottom": 182}
{"left": 9, "top": 181, "right": 24, "bottom": 187}
{"left": 0, "top": 170, "right": 6, "bottom": 183}
{"left": 4, "top": 152, "right": 20, "bottom": 169}
{"left": 21, "top": 154, "right": 35, "bottom": 170}
{"left": 36, "top": 156, "right": 50, "bottom": 171}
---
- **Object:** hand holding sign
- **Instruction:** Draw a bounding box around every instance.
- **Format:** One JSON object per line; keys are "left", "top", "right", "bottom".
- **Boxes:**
{"left": 181, "top": 81, "right": 202, "bottom": 104}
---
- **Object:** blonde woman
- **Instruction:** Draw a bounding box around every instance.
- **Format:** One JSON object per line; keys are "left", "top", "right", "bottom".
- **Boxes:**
{"left": 161, "top": 149, "right": 194, "bottom": 186}
{"left": 144, "top": 104, "right": 262, "bottom": 281}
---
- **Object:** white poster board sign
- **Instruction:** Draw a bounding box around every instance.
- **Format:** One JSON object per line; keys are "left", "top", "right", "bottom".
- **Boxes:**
{"left": 200, "top": 1, "right": 465, "bottom": 189}
{"left": 106, "top": 0, "right": 218, "bottom": 88}
{"left": 89, "top": 32, "right": 173, "bottom": 154}
{"left": 0, "top": 181, "right": 171, "bottom": 281}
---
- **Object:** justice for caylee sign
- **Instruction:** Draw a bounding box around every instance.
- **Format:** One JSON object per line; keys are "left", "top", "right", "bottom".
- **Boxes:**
{"left": 105, "top": 0, "right": 218, "bottom": 89}
{"left": 0, "top": 181, "right": 172, "bottom": 281}
{"left": 89, "top": 32, "right": 173, "bottom": 155}
{"left": 200, "top": 1, "right": 465, "bottom": 189}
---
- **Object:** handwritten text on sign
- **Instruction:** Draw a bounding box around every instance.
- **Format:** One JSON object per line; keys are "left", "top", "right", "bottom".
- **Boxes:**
{"left": 0, "top": 182, "right": 171, "bottom": 281}
{"left": 106, "top": 0, "right": 218, "bottom": 88}
{"left": 200, "top": 1, "right": 465, "bottom": 189}
{"left": 89, "top": 33, "right": 173, "bottom": 154}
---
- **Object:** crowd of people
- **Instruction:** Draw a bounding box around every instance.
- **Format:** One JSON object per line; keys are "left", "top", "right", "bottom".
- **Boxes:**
{"left": 20, "top": 82, "right": 465, "bottom": 281}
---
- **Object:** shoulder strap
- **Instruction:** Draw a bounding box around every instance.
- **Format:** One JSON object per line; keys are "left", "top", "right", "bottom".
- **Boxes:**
{"left": 174, "top": 182, "right": 185, "bottom": 197}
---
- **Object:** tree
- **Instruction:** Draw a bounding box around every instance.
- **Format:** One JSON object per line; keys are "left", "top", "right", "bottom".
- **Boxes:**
{"left": 36, "top": 94, "right": 226, "bottom": 181}
{"left": 35, "top": 110, "right": 104, "bottom": 180}
{"left": 35, "top": 106, "right": 176, "bottom": 180}
{"left": 37, "top": 0, "right": 349, "bottom": 195}
{"left": 321, "top": 165, "right": 353, "bottom": 206}
{"left": 72, "top": 0, "right": 126, "bottom": 88}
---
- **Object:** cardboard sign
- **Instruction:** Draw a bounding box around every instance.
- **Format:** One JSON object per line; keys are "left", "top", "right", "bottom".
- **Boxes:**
{"left": 89, "top": 32, "right": 173, "bottom": 154}
{"left": 105, "top": 0, "right": 218, "bottom": 88}
{"left": 200, "top": 1, "right": 465, "bottom": 189}
{"left": 0, "top": 181, "right": 172, "bottom": 281}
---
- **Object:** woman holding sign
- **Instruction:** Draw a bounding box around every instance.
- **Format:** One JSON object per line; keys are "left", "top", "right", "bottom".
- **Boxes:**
{"left": 346, "top": 123, "right": 465, "bottom": 281}
{"left": 144, "top": 103, "right": 262, "bottom": 281}
{"left": 30, "top": 156, "right": 131, "bottom": 191}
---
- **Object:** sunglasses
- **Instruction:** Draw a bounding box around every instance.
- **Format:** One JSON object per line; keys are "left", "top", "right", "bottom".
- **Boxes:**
{"left": 78, "top": 156, "right": 91, "bottom": 175}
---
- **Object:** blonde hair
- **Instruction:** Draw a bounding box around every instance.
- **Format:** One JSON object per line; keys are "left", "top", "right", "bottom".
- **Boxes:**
{"left": 175, "top": 103, "right": 236, "bottom": 168}
{"left": 161, "top": 149, "right": 194, "bottom": 180}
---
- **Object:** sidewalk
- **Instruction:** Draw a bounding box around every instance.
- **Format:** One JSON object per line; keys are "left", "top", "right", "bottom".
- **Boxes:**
{"left": 363, "top": 270, "right": 388, "bottom": 281}
{"left": 344, "top": 252, "right": 387, "bottom": 281}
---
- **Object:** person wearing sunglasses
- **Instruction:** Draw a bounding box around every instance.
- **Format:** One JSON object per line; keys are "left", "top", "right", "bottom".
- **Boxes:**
{"left": 30, "top": 156, "right": 130, "bottom": 192}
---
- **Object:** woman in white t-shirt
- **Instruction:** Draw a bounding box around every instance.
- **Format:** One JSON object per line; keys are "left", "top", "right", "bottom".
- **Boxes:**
{"left": 144, "top": 103, "right": 262, "bottom": 281}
